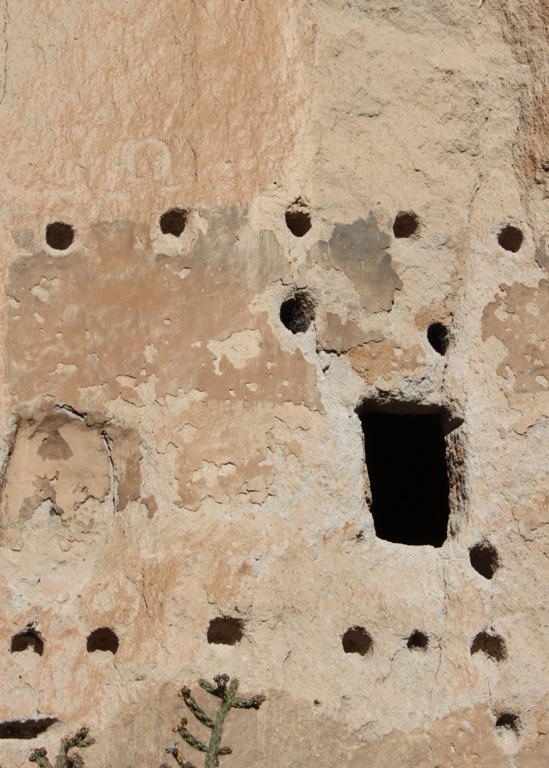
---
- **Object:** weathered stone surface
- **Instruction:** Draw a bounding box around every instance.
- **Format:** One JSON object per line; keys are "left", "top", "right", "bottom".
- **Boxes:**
{"left": 0, "top": 1, "right": 547, "bottom": 767}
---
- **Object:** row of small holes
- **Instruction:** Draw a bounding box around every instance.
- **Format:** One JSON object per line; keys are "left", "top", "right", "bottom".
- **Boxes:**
{"left": 8, "top": 624, "right": 518, "bottom": 736}
{"left": 6, "top": 622, "right": 507, "bottom": 662}
{"left": 43, "top": 207, "right": 189, "bottom": 251}
{"left": 9, "top": 621, "right": 244, "bottom": 654}
{"left": 287, "top": 207, "right": 524, "bottom": 252}
{"left": 9, "top": 547, "right": 499, "bottom": 656}
{"left": 342, "top": 627, "right": 506, "bottom": 660}
{"left": 42, "top": 211, "right": 525, "bottom": 252}
{"left": 9, "top": 627, "right": 119, "bottom": 655}
{"left": 287, "top": 206, "right": 524, "bottom": 252}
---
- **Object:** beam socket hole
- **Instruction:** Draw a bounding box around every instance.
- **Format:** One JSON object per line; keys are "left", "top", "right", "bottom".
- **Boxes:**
{"left": 10, "top": 627, "right": 44, "bottom": 656}
{"left": 495, "top": 712, "right": 521, "bottom": 735}
{"left": 207, "top": 616, "right": 244, "bottom": 645}
{"left": 427, "top": 322, "right": 450, "bottom": 355}
{"left": 280, "top": 290, "right": 315, "bottom": 334}
{"left": 471, "top": 631, "right": 507, "bottom": 662}
{"left": 45, "top": 221, "right": 75, "bottom": 251}
{"left": 159, "top": 207, "right": 189, "bottom": 237}
{"left": 498, "top": 225, "right": 523, "bottom": 253}
{"left": 86, "top": 627, "right": 119, "bottom": 654}
{"left": 285, "top": 203, "right": 311, "bottom": 237}
{"left": 342, "top": 626, "right": 373, "bottom": 656}
{"left": 407, "top": 630, "right": 428, "bottom": 650}
{"left": 393, "top": 211, "right": 419, "bottom": 238}
{"left": 469, "top": 541, "right": 499, "bottom": 580}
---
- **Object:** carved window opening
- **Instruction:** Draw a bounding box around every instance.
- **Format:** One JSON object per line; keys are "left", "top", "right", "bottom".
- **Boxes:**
{"left": 358, "top": 405, "right": 455, "bottom": 547}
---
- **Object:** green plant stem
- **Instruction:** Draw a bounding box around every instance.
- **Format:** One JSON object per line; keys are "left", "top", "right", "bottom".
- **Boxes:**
{"left": 167, "top": 675, "right": 264, "bottom": 768}
{"left": 29, "top": 728, "right": 94, "bottom": 768}
{"left": 205, "top": 696, "right": 231, "bottom": 768}
{"left": 28, "top": 751, "right": 53, "bottom": 768}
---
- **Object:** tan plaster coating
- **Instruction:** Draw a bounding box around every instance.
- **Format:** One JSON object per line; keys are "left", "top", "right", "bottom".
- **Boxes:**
{"left": 0, "top": 1, "right": 547, "bottom": 767}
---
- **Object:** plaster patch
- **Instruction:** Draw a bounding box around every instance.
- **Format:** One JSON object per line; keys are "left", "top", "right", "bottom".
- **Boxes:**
{"left": 207, "top": 329, "right": 262, "bottom": 375}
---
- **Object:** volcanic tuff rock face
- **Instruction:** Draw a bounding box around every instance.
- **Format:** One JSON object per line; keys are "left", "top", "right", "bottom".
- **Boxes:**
{"left": 0, "top": 1, "right": 548, "bottom": 767}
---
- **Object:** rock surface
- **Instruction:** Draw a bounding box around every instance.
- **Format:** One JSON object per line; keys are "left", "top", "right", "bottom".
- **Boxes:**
{"left": 0, "top": 1, "right": 547, "bottom": 767}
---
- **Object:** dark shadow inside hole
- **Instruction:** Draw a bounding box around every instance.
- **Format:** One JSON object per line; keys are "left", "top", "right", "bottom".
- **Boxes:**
{"left": 285, "top": 208, "right": 311, "bottom": 237}
{"left": 10, "top": 628, "right": 44, "bottom": 656}
{"left": 342, "top": 626, "right": 372, "bottom": 656}
{"left": 498, "top": 225, "right": 523, "bottom": 253}
{"left": 359, "top": 409, "right": 450, "bottom": 547}
{"left": 427, "top": 322, "right": 450, "bottom": 355}
{"left": 471, "top": 631, "right": 506, "bottom": 662}
{"left": 45, "top": 221, "right": 75, "bottom": 251}
{"left": 393, "top": 211, "right": 419, "bottom": 238}
{"left": 159, "top": 207, "right": 188, "bottom": 237}
{"left": 207, "top": 617, "right": 244, "bottom": 645}
{"left": 407, "top": 630, "right": 428, "bottom": 650}
{"left": 469, "top": 541, "right": 499, "bottom": 579}
{"left": 495, "top": 712, "right": 520, "bottom": 733}
{"left": 0, "top": 718, "right": 58, "bottom": 740}
{"left": 280, "top": 291, "right": 315, "bottom": 334}
{"left": 86, "top": 627, "right": 119, "bottom": 654}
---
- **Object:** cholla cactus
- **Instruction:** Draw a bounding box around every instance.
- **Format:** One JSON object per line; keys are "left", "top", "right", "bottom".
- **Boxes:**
{"left": 166, "top": 674, "right": 264, "bottom": 768}
{"left": 28, "top": 727, "right": 95, "bottom": 768}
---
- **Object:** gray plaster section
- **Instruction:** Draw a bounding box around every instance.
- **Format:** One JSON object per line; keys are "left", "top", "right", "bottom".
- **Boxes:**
{"left": 322, "top": 215, "right": 402, "bottom": 313}
{"left": 535, "top": 238, "right": 549, "bottom": 271}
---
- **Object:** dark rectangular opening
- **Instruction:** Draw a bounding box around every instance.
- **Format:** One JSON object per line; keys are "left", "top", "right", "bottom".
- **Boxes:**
{"left": 359, "top": 409, "right": 450, "bottom": 547}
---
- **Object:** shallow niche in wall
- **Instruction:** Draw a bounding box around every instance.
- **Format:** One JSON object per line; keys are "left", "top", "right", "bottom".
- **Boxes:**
{"left": 407, "top": 630, "right": 429, "bottom": 651}
{"left": 159, "top": 207, "right": 189, "bottom": 237}
{"left": 279, "top": 289, "right": 315, "bottom": 334}
{"left": 342, "top": 626, "right": 373, "bottom": 656}
{"left": 285, "top": 198, "right": 312, "bottom": 237}
{"left": 207, "top": 616, "right": 245, "bottom": 645}
{"left": 10, "top": 626, "right": 44, "bottom": 656}
{"left": 45, "top": 221, "right": 76, "bottom": 251}
{"left": 471, "top": 630, "right": 507, "bottom": 662}
{"left": 86, "top": 627, "right": 119, "bottom": 654}
{"left": 356, "top": 400, "right": 464, "bottom": 547}
{"left": 469, "top": 540, "right": 499, "bottom": 579}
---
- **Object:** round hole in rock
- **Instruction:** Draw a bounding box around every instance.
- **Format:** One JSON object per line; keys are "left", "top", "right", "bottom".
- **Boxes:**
{"left": 10, "top": 627, "right": 44, "bottom": 656}
{"left": 280, "top": 290, "right": 315, "bottom": 334}
{"left": 45, "top": 221, "right": 75, "bottom": 251}
{"left": 495, "top": 711, "right": 521, "bottom": 734}
{"left": 342, "top": 626, "right": 372, "bottom": 656}
{"left": 86, "top": 627, "right": 119, "bottom": 654}
{"left": 469, "top": 541, "right": 499, "bottom": 580}
{"left": 497, "top": 225, "right": 523, "bottom": 253}
{"left": 159, "top": 207, "right": 189, "bottom": 237}
{"left": 207, "top": 616, "right": 244, "bottom": 645}
{"left": 407, "top": 630, "right": 428, "bottom": 650}
{"left": 471, "top": 631, "right": 506, "bottom": 662}
{"left": 285, "top": 204, "right": 311, "bottom": 237}
{"left": 393, "top": 211, "right": 419, "bottom": 238}
{"left": 427, "top": 322, "right": 450, "bottom": 355}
